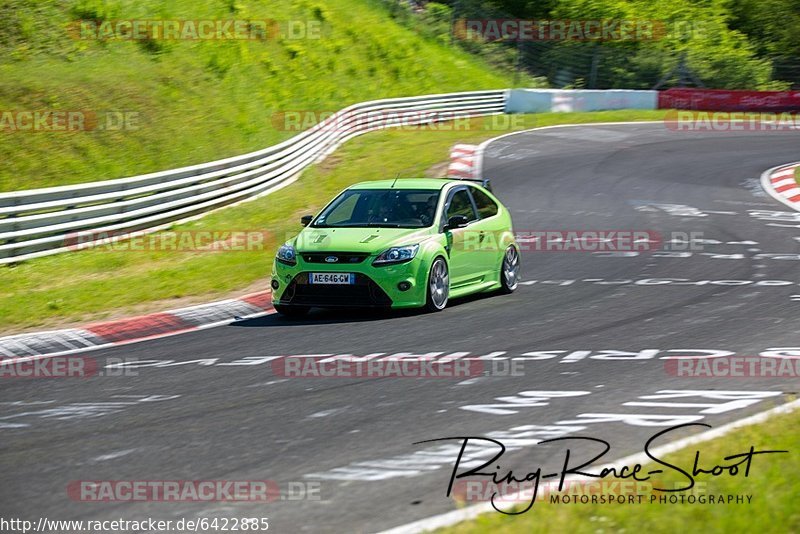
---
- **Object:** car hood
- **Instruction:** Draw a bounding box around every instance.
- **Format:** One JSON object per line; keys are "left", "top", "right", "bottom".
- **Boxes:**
{"left": 294, "top": 227, "right": 432, "bottom": 254}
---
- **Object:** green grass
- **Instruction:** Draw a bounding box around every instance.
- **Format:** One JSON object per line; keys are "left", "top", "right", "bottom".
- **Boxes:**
{"left": 0, "top": 110, "right": 666, "bottom": 332}
{"left": 795, "top": 166, "right": 799, "bottom": 186}
{"left": 438, "top": 406, "right": 799, "bottom": 534}
{"left": 0, "top": 0, "right": 537, "bottom": 192}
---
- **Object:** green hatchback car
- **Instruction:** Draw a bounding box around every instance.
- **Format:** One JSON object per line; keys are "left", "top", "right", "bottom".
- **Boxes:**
{"left": 270, "top": 178, "right": 519, "bottom": 316}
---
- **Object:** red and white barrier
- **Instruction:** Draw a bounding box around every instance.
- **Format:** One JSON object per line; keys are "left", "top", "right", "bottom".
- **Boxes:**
{"left": 658, "top": 88, "right": 800, "bottom": 112}
{"left": 447, "top": 144, "right": 478, "bottom": 179}
{"left": 765, "top": 164, "right": 800, "bottom": 207}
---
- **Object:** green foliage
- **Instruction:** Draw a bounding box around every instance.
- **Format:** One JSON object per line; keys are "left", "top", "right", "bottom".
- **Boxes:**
{"left": 729, "top": 0, "right": 800, "bottom": 58}
{"left": 545, "top": 0, "right": 787, "bottom": 89}
{"left": 728, "top": 0, "right": 800, "bottom": 86}
{"left": 0, "top": 0, "right": 513, "bottom": 191}
{"left": 419, "top": 2, "right": 453, "bottom": 44}
{"left": 428, "top": 0, "right": 794, "bottom": 88}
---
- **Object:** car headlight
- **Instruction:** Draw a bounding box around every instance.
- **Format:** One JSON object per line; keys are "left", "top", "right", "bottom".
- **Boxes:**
{"left": 276, "top": 243, "right": 297, "bottom": 266}
{"left": 373, "top": 244, "right": 419, "bottom": 266}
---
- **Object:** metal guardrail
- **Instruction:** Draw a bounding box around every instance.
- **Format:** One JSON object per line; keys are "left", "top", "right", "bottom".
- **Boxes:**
{"left": 0, "top": 90, "right": 507, "bottom": 264}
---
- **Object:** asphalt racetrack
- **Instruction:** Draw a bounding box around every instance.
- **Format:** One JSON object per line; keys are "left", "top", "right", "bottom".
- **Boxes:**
{"left": 3, "top": 123, "right": 799, "bottom": 532}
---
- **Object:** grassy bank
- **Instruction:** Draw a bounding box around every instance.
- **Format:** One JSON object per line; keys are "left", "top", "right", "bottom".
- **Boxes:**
{"left": 0, "top": 0, "right": 536, "bottom": 192}
{"left": 0, "top": 110, "right": 666, "bottom": 332}
{"left": 438, "top": 405, "right": 799, "bottom": 534}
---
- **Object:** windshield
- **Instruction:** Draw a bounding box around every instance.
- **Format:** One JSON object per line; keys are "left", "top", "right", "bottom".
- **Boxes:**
{"left": 312, "top": 189, "right": 440, "bottom": 228}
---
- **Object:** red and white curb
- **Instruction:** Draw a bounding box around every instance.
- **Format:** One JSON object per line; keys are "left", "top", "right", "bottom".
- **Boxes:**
{"left": 0, "top": 291, "right": 274, "bottom": 363}
{"left": 447, "top": 144, "right": 478, "bottom": 179}
{"left": 762, "top": 162, "right": 800, "bottom": 211}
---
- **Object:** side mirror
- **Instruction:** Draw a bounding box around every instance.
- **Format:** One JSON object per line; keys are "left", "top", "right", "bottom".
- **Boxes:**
{"left": 444, "top": 215, "right": 469, "bottom": 231}
{"left": 300, "top": 215, "right": 313, "bottom": 227}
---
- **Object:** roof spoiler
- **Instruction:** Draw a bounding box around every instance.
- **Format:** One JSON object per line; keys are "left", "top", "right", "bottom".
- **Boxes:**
{"left": 452, "top": 176, "right": 492, "bottom": 192}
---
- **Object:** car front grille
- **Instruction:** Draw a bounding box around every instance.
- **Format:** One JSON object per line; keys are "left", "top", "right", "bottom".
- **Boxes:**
{"left": 300, "top": 252, "right": 370, "bottom": 264}
{"left": 279, "top": 273, "right": 392, "bottom": 308}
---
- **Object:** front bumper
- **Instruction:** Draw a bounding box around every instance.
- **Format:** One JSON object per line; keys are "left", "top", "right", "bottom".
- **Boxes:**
{"left": 271, "top": 255, "right": 430, "bottom": 309}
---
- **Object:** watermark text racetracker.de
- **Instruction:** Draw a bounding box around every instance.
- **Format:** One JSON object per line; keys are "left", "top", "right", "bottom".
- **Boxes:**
{"left": 67, "top": 479, "right": 319, "bottom": 502}
{"left": 666, "top": 356, "right": 800, "bottom": 378}
{"left": 454, "top": 19, "right": 666, "bottom": 41}
{"left": 273, "top": 355, "right": 522, "bottom": 378}
{"left": 463, "top": 230, "right": 745, "bottom": 253}
{"left": 67, "top": 19, "right": 325, "bottom": 40}
{"left": 0, "top": 110, "right": 139, "bottom": 132}
{"left": 452, "top": 19, "right": 707, "bottom": 42}
{"left": 64, "top": 229, "right": 272, "bottom": 253}
{"left": 505, "top": 230, "right": 660, "bottom": 253}
{"left": 665, "top": 111, "right": 800, "bottom": 131}
{"left": 0, "top": 357, "right": 136, "bottom": 379}
{"left": 271, "top": 110, "right": 526, "bottom": 132}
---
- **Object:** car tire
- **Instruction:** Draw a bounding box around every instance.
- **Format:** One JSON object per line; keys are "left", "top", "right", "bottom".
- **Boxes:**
{"left": 499, "top": 245, "right": 520, "bottom": 294}
{"left": 424, "top": 257, "right": 449, "bottom": 312}
{"left": 274, "top": 304, "right": 310, "bottom": 318}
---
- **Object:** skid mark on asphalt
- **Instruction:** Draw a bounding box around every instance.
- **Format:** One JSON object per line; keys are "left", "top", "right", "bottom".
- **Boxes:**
{"left": 0, "top": 394, "right": 180, "bottom": 429}
{"left": 306, "top": 407, "right": 350, "bottom": 419}
{"left": 91, "top": 449, "right": 137, "bottom": 462}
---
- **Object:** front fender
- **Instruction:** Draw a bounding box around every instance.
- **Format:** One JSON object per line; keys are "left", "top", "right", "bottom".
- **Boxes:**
{"left": 418, "top": 236, "right": 450, "bottom": 270}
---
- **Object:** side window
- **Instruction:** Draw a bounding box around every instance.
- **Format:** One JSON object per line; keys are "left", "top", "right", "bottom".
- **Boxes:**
{"left": 446, "top": 189, "right": 478, "bottom": 223}
{"left": 470, "top": 187, "right": 499, "bottom": 219}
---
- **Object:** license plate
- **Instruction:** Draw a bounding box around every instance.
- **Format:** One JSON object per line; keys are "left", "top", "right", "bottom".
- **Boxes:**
{"left": 309, "top": 273, "right": 355, "bottom": 285}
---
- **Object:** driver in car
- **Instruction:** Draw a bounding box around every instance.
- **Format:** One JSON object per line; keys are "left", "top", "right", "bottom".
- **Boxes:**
{"left": 418, "top": 195, "right": 437, "bottom": 226}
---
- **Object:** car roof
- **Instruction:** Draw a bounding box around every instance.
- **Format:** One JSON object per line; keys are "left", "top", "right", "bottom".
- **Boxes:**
{"left": 347, "top": 178, "right": 459, "bottom": 190}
